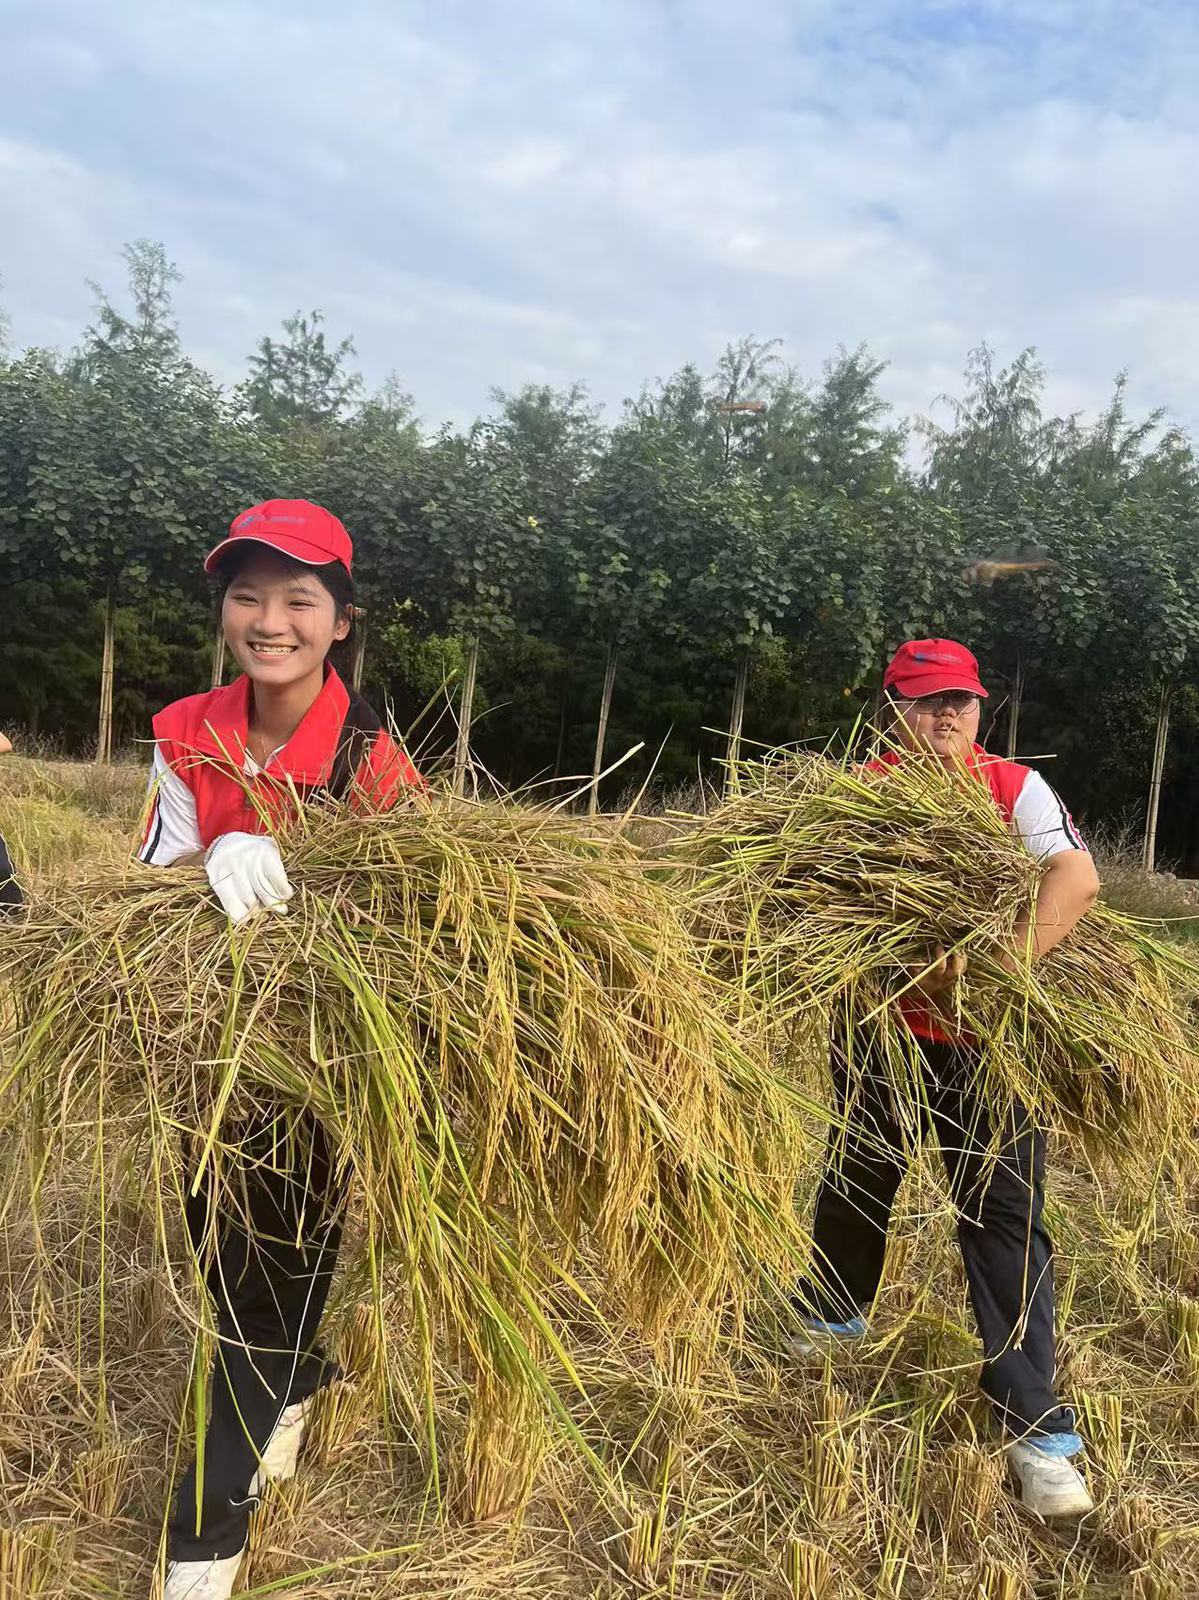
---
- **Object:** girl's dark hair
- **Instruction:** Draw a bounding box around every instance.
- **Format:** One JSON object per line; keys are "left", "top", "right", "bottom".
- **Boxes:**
{"left": 213, "top": 543, "right": 356, "bottom": 632}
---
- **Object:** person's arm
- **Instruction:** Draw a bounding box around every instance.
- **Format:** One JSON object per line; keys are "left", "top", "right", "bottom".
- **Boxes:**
{"left": 1003, "top": 850, "right": 1100, "bottom": 968}
{"left": 1001, "top": 771, "right": 1100, "bottom": 969}
{"left": 138, "top": 746, "right": 203, "bottom": 865}
{"left": 139, "top": 746, "right": 293, "bottom": 920}
{"left": 0, "top": 732, "right": 12, "bottom": 756}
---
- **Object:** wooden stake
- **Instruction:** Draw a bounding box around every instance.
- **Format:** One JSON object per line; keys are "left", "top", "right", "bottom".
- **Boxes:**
{"left": 96, "top": 577, "right": 116, "bottom": 765}
{"left": 1143, "top": 680, "right": 1172, "bottom": 871}
{"left": 351, "top": 612, "right": 368, "bottom": 694}
{"left": 452, "top": 635, "right": 479, "bottom": 798}
{"left": 210, "top": 621, "right": 226, "bottom": 691}
{"left": 589, "top": 641, "right": 618, "bottom": 817}
{"left": 1005, "top": 657, "right": 1024, "bottom": 760}
{"left": 726, "top": 643, "right": 750, "bottom": 795}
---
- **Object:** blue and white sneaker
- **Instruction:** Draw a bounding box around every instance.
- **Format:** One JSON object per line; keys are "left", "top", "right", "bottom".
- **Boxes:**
{"left": 1005, "top": 1432, "right": 1093, "bottom": 1518}
{"left": 786, "top": 1312, "right": 868, "bottom": 1359}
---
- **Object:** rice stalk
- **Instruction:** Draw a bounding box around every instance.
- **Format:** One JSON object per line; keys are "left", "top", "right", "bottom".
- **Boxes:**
{"left": 71, "top": 1438, "right": 129, "bottom": 1520}
{"left": 670, "top": 749, "right": 1199, "bottom": 1180}
{"left": 920, "top": 1442, "right": 1002, "bottom": 1555}
{"left": 0, "top": 796, "right": 816, "bottom": 1513}
{"left": 0, "top": 1522, "right": 59, "bottom": 1598}
{"left": 1106, "top": 1494, "right": 1167, "bottom": 1570}
{"left": 971, "top": 1558, "right": 1025, "bottom": 1600}
{"left": 1079, "top": 1391, "right": 1132, "bottom": 1482}
{"left": 800, "top": 1387, "right": 857, "bottom": 1522}
{"left": 620, "top": 1440, "right": 675, "bottom": 1582}
{"left": 1168, "top": 1295, "right": 1199, "bottom": 1387}
{"left": 782, "top": 1536, "right": 834, "bottom": 1600}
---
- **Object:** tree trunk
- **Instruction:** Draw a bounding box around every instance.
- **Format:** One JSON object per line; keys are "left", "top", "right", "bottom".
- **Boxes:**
{"left": 452, "top": 635, "right": 479, "bottom": 798}
{"left": 726, "top": 643, "right": 750, "bottom": 795}
{"left": 351, "top": 613, "right": 368, "bottom": 694}
{"left": 589, "top": 641, "right": 618, "bottom": 817}
{"left": 1005, "top": 657, "right": 1025, "bottom": 760}
{"left": 1143, "top": 681, "right": 1172, "bottom": 871}
{"left": 96, "top": 578, "right": 116, "bottom": 765}
{"left": 210, "top": 621, "right": 227, "bottom": 692}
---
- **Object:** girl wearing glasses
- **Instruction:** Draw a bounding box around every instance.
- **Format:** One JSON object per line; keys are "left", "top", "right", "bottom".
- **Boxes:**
{"left": 792, "top": 639, "right": 1100, "bottom": 1521}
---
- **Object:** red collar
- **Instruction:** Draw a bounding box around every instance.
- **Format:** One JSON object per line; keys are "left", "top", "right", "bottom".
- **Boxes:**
{"left": 193, "top": 667, "right": 351, "bottom": 785}
{"left": 872, "top": 743, "right": 992, "bottom": 777}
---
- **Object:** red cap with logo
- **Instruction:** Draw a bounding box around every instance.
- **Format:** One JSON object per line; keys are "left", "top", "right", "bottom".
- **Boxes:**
{"left": 884, "top": 638, "right": 988, "bottom": 699}
{"left": 204, "top": 499, "right": 353, "bottom": 575}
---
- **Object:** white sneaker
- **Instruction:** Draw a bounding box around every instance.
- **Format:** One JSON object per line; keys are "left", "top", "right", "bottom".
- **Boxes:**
{"left": 162, "top": 1546, "right": 245, "bottom": 1599}
{"left": 248, "top": 1394, "right": 314, "bottom": 1497}
{"left": 1006, "top": 1438, "right": 1094, "bottom": 1518}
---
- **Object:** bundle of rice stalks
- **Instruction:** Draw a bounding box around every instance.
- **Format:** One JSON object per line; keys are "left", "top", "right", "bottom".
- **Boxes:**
{"left": 672, "top": 749, "right": 1199, "bottom": 1170}
{"left": 0, "top": 797, "right": 814, "bottom": 1514}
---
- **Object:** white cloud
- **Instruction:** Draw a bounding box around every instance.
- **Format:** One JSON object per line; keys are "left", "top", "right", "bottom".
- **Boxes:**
{"left": 2, "top": 0, "right": 1199, "bottom": 447}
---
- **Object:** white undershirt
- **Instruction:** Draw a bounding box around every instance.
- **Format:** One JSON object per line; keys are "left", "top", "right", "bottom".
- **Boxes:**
{"left": 1009, "top": 768, "right": 1087, "bottom": 862}
{"left": 138, "top": 743, "right": 284, "bottom": 866}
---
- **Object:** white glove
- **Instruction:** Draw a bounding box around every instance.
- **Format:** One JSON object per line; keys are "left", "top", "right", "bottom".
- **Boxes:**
{"left": 204, "top": 832, "right": 294, "bottom": 925}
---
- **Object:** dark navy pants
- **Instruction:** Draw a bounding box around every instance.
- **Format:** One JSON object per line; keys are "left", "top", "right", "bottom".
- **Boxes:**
{"left": 797, "top": 1028, "right": 1074, "bottom": 1439}
{"left": 168, "top": 1115, "right": 344, "bottom": 1561}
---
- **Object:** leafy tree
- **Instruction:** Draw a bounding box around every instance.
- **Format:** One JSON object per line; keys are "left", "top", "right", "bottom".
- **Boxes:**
{"left": 80, "top": 239, "right": 182, "bottom": 373}
{"left": 576, "top": 417, "right": 704, "bottom": 810}
{"left": 1043, "top": 373, "right": 1165, "bottom": 507}
{"left": 709, "top": 336, "right": 783, "bottom": 465}
{"left": 669, "top": 474, "right": 791, "bottom": 784}
{"left": 482, "top": 383, "right": 605, "bottom": 774}
{"left": 245, "top": 309, "right": 362, "bottom": 431}
{"left": 920, "top": 344, "right": 1051, "bottom": 507}
{"left": 406, "top": 428, "right": 539, "bottom": 792}
{"left": 628, "top": 362, "right": 722, "bottom": 477}
{"left": 805, "top": 345, "right": 906, "bottom": 498}
{"left": 1093, "top": 492, "right": 1199, "bottom": 865}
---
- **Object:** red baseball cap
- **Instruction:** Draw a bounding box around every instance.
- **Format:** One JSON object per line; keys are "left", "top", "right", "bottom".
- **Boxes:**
{"left": 884, "top": 638, "right": 988, "bottom": 699}
{"left": 204, "top": 499, "right": 353, "bottom": 575}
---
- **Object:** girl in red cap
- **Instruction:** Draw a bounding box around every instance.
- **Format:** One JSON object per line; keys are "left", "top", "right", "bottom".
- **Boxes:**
{"left": 139, "top": 500, "right": 421, "bottom": 1600}
{"left": 791, "top": 638, "right": 1101, "bottom": 1522}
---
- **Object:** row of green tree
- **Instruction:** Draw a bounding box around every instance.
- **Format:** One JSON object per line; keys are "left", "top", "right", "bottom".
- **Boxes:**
{"left": 2, "top": 242, "right": 1198, "bottom": 866}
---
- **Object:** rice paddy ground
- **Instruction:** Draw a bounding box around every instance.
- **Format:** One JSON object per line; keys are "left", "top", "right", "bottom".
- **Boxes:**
{"left": 2, "top": 756, "right": 1198, "bottom": 1600}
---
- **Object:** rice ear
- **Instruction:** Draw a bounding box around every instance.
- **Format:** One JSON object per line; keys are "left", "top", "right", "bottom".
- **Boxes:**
{"left": 0, "top": 797, "right": 816, "bottom": 1512}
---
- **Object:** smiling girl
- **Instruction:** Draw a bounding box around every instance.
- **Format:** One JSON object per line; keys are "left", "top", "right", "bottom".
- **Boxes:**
{"left": 139, "top": 500, "right": 421, "bottom": 1600}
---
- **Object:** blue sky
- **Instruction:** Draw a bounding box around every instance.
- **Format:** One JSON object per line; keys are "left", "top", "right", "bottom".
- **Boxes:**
{"left": 3, "top": 0, "right": 1198, "bottom": 446}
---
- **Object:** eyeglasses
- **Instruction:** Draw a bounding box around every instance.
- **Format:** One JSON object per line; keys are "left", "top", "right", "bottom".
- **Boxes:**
{"left": 897, "top": 692, "right": 980, "bottom": 715}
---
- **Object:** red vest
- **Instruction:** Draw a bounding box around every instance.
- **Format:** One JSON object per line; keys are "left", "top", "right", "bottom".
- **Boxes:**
{"left": 866, "top": 745, "right": 1032, "bottom": 1045}
{"left": 151, "top": 668, "right": 421, "bottom": 849}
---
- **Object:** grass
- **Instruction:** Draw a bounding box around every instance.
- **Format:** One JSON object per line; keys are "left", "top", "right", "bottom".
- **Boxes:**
{"left": 1, "top": 759, "right": 1198, "bottom": 1597}
{"left": 1092, "top": 835, "right": 1199, "bottom": 946}
{"left": 0, "top": 753, "right": 146, "bottom": 886}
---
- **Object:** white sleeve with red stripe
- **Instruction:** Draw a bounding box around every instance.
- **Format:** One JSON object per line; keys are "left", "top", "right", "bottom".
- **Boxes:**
{"left": 138, "top": 746, "right": 203, "bottom": 865}
{"left": 1011, "top": 769, "right": 1087, "bottom": 862}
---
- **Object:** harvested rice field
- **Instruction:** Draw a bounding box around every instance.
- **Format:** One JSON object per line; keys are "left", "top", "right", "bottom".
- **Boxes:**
{"left": 2, "top": 755, "right": 1198, "bottom": 1600}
